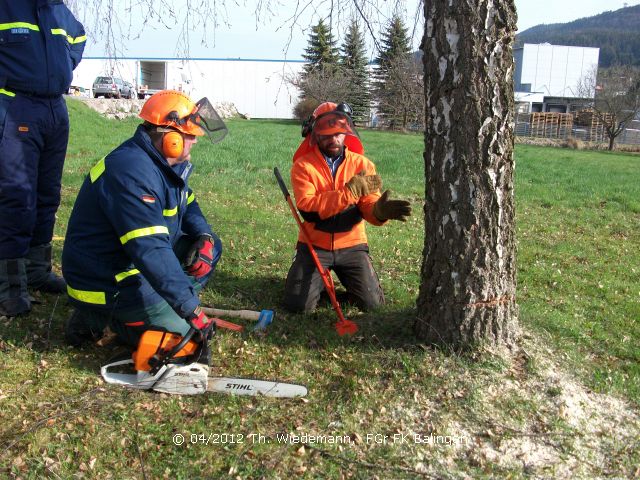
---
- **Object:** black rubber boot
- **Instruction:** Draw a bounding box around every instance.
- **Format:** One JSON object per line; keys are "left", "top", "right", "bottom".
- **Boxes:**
{"left": 64, "top": 308, "right": 109, "bottom": 347}
{"left": 26, "top": 243, "right": 66, "bottom": 294}
{"left": 0, "top": 258, "right": 31, "bottom": 317}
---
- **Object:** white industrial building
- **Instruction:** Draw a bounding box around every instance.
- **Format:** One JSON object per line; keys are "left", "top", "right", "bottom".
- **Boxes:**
{"left": 71, "top": 57, "right": 305, "bottom": 119}
{"left": 74, "top": 44, "right": 601, "bottom": 120}
{"left": 513, "top": 43, "right": 600, "bottom": 113}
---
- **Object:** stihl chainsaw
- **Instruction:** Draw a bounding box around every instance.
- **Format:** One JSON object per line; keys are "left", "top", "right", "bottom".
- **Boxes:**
{"left": 101, "top": 328, "right": 307, "bottom": 398}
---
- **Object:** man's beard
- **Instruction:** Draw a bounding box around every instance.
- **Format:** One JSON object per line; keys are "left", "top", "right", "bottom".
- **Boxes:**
{"left": 320, "top": 144, "right": 343, "bottom": 159}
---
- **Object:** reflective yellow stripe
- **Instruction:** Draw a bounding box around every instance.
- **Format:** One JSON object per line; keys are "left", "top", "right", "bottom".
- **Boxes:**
{"left": 163, "top": 206, "right": 178, "bottom": 217}
{"left": 0, "top": 22, "right": 40, "bottom": 31}
{"left": 67, "top": 285, "right": 106, "bottom": 305}
{"left": 70, "top": 34, "right": 87, "bottom": 44}
{"left": 0, "top": 88, "right": 15, "bottom": 97}
{"left": 115, "top": 268, "right": 140, "bottom": 283}
{"left": 187, "top": 192, "right": 195, "bottom": 205}
{"left": 119, "top": 226, "right": 169, "bottom": 245}
{"left": 90, "top": 157, "right": 106, "bottom": 183}
{"left": 50, "top": 28, "right": 86, "bottom": 44}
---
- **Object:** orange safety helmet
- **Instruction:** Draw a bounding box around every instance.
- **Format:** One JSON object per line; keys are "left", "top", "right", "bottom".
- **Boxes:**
{"left": 294, "top": 101, "right": 363, "bottom": 161}
{"left": 139, "top": 90, "right": 205, "bottom": 136}
{"left": 312, "top": 101, "right": 338, "bottom": 118}
{"left": 302, "top": 101, "right": 357, "bottom": 138}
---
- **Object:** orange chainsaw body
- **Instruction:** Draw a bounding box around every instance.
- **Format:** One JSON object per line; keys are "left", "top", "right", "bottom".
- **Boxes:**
{"left": 133, "top": 330, "right": 199, "bottom": 371}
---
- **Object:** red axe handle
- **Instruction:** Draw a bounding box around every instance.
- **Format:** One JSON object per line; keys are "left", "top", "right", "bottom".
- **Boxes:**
{"left": 213, "top": 318, "right": 244, "bottom": 332}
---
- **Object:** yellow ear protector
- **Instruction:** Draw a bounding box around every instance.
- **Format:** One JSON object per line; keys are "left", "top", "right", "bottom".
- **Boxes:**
{"left": 162, "top": 130, "right": 183, "bottom": 158}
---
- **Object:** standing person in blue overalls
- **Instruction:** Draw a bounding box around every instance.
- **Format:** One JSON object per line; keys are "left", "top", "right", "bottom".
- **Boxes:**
{"left": 0, "top": 1, "right": 86, "bottom": 317}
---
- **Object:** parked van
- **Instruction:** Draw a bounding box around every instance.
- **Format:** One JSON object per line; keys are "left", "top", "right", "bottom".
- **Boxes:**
{"left": 92, "top": 76, "right": 135, "bottom": 99}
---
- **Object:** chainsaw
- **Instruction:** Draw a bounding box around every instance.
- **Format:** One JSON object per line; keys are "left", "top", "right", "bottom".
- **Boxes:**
{"left": 101, "top": 328, "right": 307, "bottom": 398}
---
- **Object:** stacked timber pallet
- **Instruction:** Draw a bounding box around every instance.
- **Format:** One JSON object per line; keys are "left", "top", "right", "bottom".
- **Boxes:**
{"left": 574, "top": 109, "right": 613, "bottom": 142}
{"left": 529, "top": 113, "right": 573, "bottom": 138}
{"left": 557, "top": 113, "right": 573, "bottom": 138}
{"left": 529, "top": 112, "right": 547, "bottom": 137}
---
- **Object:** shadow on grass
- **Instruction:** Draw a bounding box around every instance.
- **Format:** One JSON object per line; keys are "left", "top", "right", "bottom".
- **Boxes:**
{"left": 207, "top": 269, "right": 425, "bottom": 351}
{"left": 206, "top": 271, "right": 286, "bottom": 311}
{"left": 0, "top": 293, "right": 122, "bottom": 375}
{"left": 258, "top": 306, "right": 425, "bottom": 350}
{"left": 0, "top": 293, "right": 70, "bottom": 350}
{"left": 0, "top": 270, "right": 430, "bottom": 382}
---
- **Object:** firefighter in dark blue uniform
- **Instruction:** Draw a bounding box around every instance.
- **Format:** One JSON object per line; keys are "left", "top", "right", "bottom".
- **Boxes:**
{"left": 0, "top": 1, "right": 86, "bottom": 316}
{"left": 62, "top": 90, "right": 227, "bottom": 348}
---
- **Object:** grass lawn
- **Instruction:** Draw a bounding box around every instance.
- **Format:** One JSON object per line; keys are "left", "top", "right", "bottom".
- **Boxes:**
{"left": 517, "top": 145, "right": 640, "bottom": 401}
{"left": 0, "top": 99, "right": 638, "bottom": 478}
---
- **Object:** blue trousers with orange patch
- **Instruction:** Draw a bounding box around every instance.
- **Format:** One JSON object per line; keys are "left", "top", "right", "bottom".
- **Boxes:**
{"left": 68, "top": 234, "right": 223, "bottom": 349}
{"left": 0, "top": 93, "right": 69, "bottom": 259}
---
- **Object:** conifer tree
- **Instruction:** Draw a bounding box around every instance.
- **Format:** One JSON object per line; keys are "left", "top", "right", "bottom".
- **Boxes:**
{"left": 302, "top": 19, "right": 340, "bottom": 78}
{"left": 340, "top": 19, "right": 371, "bottom": 125}
{"left": 374, "top": 14, "right": 414, "bottom": 129}
{"left": 294, "top": 19, "right": 347, "bottom": 117}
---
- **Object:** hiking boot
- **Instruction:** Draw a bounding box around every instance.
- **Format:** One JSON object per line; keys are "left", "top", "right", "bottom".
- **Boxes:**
{"left": 0, "top": 258, "right": 31, "bottom": 317}
{"left": 26, "top": 243, "right": 66, "bottom": 294}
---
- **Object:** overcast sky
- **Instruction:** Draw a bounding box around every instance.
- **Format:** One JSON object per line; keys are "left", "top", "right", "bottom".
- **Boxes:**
{"left": 82, "top": 1, "right": 638, "bottom": 60}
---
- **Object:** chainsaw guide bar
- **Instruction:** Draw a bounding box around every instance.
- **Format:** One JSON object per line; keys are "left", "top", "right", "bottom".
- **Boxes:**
{"left": 101, "top": 358, "right": 307, "bottom": 398}
{"left": 207, "top": 377, "right": 308, "bottom": 397}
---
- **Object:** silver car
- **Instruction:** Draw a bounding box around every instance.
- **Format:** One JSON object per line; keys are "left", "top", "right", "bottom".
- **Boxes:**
{"left": 92, "top": 76, "right": 135, "bottom": 99}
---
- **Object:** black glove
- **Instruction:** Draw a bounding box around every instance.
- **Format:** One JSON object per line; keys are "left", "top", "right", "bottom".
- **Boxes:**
{"left": 373, "top": 190, "right": 412, "bottom": 222}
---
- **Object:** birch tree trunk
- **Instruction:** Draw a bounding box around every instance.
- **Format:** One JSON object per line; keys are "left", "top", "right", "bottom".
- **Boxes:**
{"left": 415, "top": 0, "right": 519, "bottom": 348}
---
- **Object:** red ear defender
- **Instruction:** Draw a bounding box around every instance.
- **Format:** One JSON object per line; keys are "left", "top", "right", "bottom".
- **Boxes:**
{"left": 162, "top": 131, "right": 183, "bottom": 158}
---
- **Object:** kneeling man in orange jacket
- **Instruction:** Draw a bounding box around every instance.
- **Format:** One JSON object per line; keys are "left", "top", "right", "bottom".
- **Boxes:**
{"left": 284, "top": 102, "right": 411, "bottom": 313}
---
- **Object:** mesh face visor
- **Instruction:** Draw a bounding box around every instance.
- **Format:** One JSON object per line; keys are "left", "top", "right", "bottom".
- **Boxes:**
{"left": 189, "top": 98, "right": 228, "bottom": 144}
{"left": 312, "top": 111, "right": 358, "bottom": 137}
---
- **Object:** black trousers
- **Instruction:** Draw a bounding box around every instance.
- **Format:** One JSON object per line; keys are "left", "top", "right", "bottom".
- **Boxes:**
{"left": 283, "top": 243, "right": 384, "bottom": 313}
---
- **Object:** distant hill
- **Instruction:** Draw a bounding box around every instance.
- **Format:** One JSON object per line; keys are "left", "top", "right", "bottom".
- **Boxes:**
{"left": 515, "top": 4, "right": 640, "bottom": 68}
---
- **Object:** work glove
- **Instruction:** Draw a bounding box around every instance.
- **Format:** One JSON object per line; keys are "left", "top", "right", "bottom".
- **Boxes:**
{"left": 345, "top": 171, "right": 382, "bottom": 200}
{"left": 373, "top": 190, "right": 412, "bottom": 222}
{"left": 186, "top": 306, "right": 215, "bottom": 340}
{"left": 185, "top": 234, "right": 215, "bottom": 279}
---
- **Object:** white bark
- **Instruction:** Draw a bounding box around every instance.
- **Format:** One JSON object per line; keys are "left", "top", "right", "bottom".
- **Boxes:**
{"left": 415, "top": 0, "right": 518, "bottom": 348}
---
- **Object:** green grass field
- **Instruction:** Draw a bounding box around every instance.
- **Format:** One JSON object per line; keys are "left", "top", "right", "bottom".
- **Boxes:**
{"left": 0, "top": 99, "right": 638, "bottom": 478}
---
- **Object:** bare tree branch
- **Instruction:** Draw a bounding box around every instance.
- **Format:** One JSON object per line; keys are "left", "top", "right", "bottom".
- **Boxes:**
{"left": 576, "top": 65, "right": 640, "bottom": 149}
{"left": 67, "top": 0, "right": 419, "bottom": 61}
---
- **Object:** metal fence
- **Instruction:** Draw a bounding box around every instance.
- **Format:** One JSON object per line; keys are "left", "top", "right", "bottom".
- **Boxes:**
{"left": 515, "top": 113, "right": 640, "bottom": 146}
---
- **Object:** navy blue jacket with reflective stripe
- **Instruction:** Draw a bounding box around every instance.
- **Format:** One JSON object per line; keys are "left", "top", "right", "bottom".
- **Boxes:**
{"left": 0, "top": 0, "right": 86, "bottom": 96}
{"left": 62, "top": 125, "right": 213, "bottom": 318}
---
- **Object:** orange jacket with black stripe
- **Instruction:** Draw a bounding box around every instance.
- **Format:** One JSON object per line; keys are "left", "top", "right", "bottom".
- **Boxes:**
{"left": 291, "top": 143, "right": 384, "bottom": 251}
